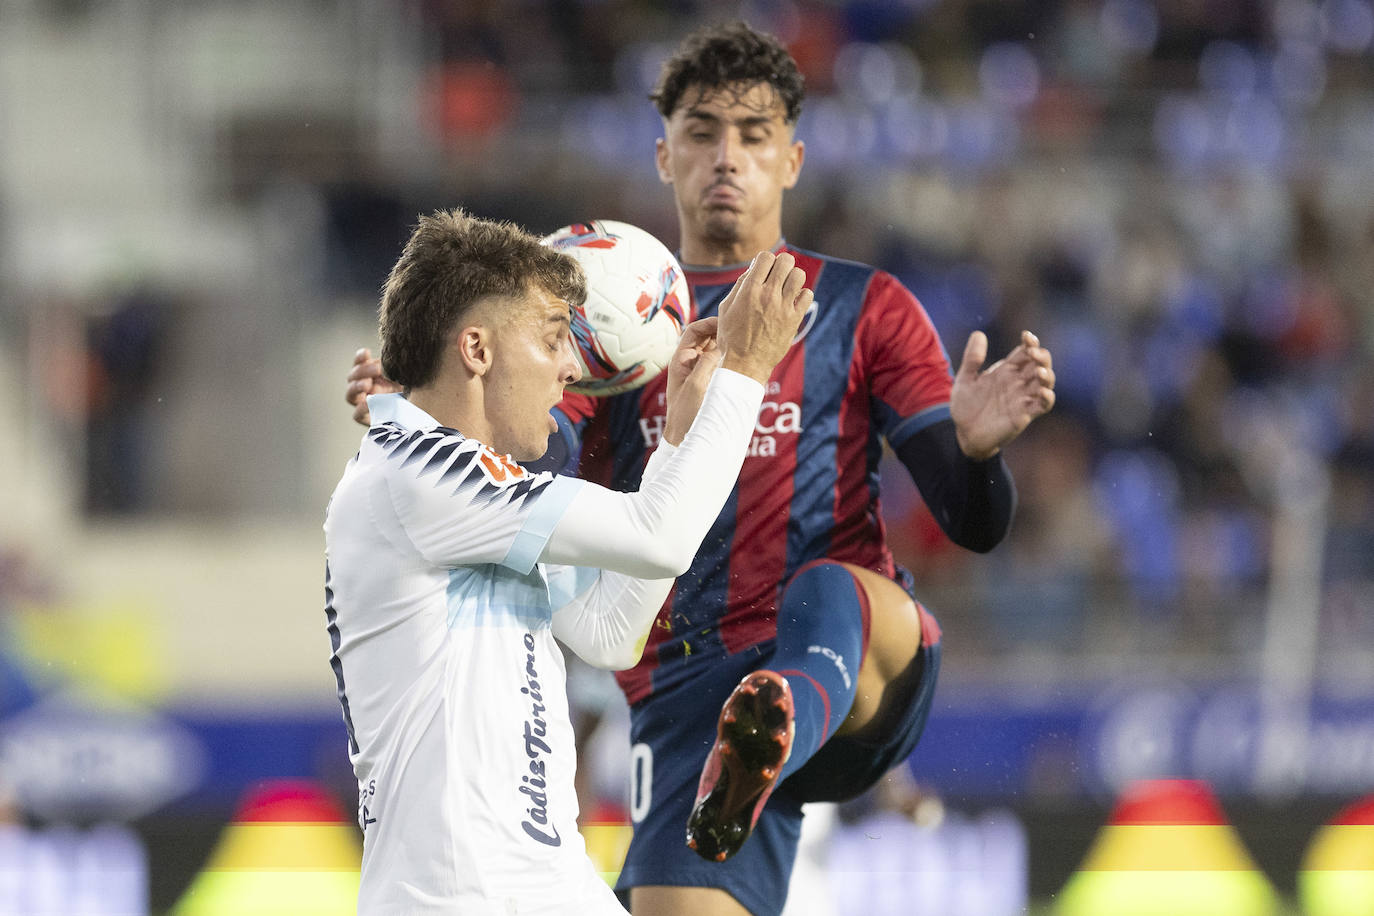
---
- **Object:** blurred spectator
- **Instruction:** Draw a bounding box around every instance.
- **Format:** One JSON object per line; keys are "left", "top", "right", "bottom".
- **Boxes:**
{"left": 82, "top": 288, "right": 169, "bottom": 515}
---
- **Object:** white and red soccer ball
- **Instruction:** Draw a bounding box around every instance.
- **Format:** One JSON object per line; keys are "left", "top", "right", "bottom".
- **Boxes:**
{"left": 542, "top": 219, "right": 688, "bottom": 396}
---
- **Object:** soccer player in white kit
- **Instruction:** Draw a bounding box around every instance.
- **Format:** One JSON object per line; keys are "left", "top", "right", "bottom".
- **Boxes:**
{"left": 324, "top": 210, "right": 811, "bottom": 915}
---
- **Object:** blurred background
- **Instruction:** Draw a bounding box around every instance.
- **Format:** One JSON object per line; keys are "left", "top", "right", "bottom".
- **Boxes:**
{"left": 1, "top": 0, "right": 1372, "bottom": 913}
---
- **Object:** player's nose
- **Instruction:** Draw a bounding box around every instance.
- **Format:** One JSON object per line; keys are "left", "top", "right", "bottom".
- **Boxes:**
{"left": 713, "top": 131, "right": 740, "bottom": 173}
{"left": 561, "top": 339, "right": 582, "bottom": 385}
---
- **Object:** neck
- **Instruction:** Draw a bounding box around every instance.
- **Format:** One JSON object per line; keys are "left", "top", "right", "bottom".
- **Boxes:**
{"left": 407, "top": 386, "right": 492, "bottom": 445}
{"left": 677, "top": 223, "right": 783, "bottom": 268}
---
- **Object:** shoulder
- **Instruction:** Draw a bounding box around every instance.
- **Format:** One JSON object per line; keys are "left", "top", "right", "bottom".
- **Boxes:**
{"left": 374, "top": 425, "right": 570, "bottom": 522}
{"left": 786, "top": 247, "right": 923, "bottom": 339}
{"left": 785, "top": 243, "right": 876, "bottom": 277}
{"left": 364, "top": 423, "right": 537, "bottom": 506}
{"left": 784, "top": 244, "right": 911, "bottom": 303}
{"left": 364, "top": 422, "right": 476, "bottom": 477}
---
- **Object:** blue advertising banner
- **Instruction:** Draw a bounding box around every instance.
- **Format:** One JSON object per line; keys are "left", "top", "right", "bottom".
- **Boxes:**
{"left": 4, "top": 679, "right": 1373, "bottom": 820}
{"left": 911, "top": 679, "right": 1374, "bottom": 801}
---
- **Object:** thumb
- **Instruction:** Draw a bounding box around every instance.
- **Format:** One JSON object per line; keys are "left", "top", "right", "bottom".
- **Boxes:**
{"left": 681, "top": 316, "right": 718, "bottom": 349}
{"left": 957, "top": 330, "right": 988, "bottom": 381}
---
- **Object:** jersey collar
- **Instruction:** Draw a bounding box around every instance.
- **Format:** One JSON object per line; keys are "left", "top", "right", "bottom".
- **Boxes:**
{"left": 679, "top": 238, "right": 789, "bottom": 286}
{"left": 367, "top": 392, "right": 441, "bottom": 431}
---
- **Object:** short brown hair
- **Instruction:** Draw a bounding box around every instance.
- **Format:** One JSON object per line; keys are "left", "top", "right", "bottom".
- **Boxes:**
{"left": 378, "top": 209, "right": 585, "bottom": 389}
{"left": 651, "top": 21, "right": 805, "bottom": 125}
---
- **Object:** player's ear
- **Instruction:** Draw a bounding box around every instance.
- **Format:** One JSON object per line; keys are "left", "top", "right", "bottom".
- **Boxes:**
{"left": 454, "top": 325, "right": 493, "bottom": 377}
{"left": 782, "top": 139, "right": 804, "bottom": 191}
{"left": 655, "top": 136, "right": 673, "bottom": 185}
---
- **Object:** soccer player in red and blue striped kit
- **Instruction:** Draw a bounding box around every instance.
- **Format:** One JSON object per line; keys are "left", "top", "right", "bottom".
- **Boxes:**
{"left": 347, "top": 21, "right": 1055, "bottom": 916}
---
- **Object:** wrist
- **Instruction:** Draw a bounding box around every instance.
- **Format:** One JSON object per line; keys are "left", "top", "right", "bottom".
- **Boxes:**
{"left": 663, "top": 417, "right": 688, "bottom": 446}
{"left": 720, "top": 353, "right": 772, "bottom": 384}
{"left": 956, "top": 428, "right": 1000, "bottom": 462}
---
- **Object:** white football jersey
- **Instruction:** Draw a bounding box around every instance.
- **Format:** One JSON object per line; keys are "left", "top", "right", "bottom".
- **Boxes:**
{"left": 324, "top": 393, "right": 624, "bottom": 915}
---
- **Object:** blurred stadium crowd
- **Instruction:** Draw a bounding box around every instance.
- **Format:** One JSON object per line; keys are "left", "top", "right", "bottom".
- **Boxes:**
{"left": 15, "top": 0, "right": 1369, "bottom": 670}
{"left": 354, "top": 0, "right": 1374, "bottom": 674}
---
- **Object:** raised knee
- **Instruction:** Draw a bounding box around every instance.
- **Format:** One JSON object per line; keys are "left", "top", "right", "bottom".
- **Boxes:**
{"left": 784, "top": 559, "right": 852, "bottom": 593}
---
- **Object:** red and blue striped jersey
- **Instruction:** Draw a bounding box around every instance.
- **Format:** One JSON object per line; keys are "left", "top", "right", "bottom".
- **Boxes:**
{"left": 557, "top": 244, "right": 954, "bottom": 704}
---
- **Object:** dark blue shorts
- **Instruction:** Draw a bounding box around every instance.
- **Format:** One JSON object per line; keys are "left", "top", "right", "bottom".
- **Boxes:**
{"left": 614, "top": 601, "right": 943, "bottom": 916}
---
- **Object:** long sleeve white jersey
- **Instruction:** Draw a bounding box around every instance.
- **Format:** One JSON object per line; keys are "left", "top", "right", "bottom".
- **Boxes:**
{"left": 323, "top": 370, "right": 763, "bottom": 914}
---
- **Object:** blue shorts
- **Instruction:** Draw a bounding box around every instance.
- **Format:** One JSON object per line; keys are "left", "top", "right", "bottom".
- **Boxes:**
{"left": 614, "top": 600, "right": 943, "bottom": 916}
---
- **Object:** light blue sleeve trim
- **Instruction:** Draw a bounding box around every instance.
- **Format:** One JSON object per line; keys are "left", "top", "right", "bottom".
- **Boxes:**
{"left": 501, "top": 475, "right": 586, "bottom": 575}
{"left": 545, "top": 564, "right": 600, "bottom": 611}
{"left": 887, "top": 403, "right": 951, "bottom": 449}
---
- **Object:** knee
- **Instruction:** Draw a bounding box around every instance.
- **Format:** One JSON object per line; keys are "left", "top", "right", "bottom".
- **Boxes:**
{"left": 783, "top": 559, "right": 854, "bottom": 599}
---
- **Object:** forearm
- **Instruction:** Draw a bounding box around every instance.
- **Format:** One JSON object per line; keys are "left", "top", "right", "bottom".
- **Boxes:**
{"left": 541, "top": 368, "right": 763, "bottom": 577}
{"left": 895, "top": 418, "right": 1017, "bottom": 553}
{"left": 546, "top": 430, "right": 693, "bottom": 669}
{"left": 551, "top": 570, "right": 672, "bottom": 669}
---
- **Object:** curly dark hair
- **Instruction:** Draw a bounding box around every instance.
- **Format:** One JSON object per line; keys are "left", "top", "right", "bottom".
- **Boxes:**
{"left": 379, "top": 209, "right": 586, "bottom": 390}
{"left": 651, "top": 21, "right": 805, "bottom": 125}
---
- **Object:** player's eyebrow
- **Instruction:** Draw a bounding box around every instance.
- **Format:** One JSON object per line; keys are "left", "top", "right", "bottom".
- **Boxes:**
{"left": 683, "top": 109, "right": 775, "bottom": 130}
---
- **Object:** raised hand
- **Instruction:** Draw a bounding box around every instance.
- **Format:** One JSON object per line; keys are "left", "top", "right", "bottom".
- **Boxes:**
{"left": 950, "top": 330, "right": 1056, "bottom": 460}
{"left": 346, "top": 348, "right": 403, "bottom": 426}
{"left": 663, "top": 317, "right": 723, "bottom": 445}
{"left": 716, "top": 251, "right": 813, "bottom": 383}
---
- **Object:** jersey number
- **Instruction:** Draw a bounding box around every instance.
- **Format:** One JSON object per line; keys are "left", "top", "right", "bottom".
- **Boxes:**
{"left": 629, "top": 742, "right": 652, "bottom": 824}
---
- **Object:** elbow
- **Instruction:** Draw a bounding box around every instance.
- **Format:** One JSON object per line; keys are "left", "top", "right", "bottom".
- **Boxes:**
{"left": 636, "top": 541, "right": 693, "bottom": 580}
{"left": 958, "top": 532, "right": 1003, "bottom": 554}
{"left": 587, "top": 639, "right": 647, "bottom": 672}
{"left": 603, "top": 648, "right": 642, "bottom": 672}
{"left": 952, "top": 519, "right": 1012, "bottom": 554}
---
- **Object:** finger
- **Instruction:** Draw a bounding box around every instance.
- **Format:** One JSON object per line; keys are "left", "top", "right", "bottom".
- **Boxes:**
{"left": 692, "top": 345, "right": 724, "bottom": 373}
{"left": 792, "top": 286, "right": 814, "bottom": 319}
{"left": 352, "top": 402, "right": 371, "bottom": 426}
{"left": 1014, "top": 355, "right": 1046, "bottom": 384}
{"left": 1037, "top": 386, "right": 1056, "bottom": 414}
{"left": 957, "top": 330, "right": 989, "bottom": 381}
{"left": 678, "top": 316, "right": 719, "bottom": 349}
{"left": 354, "top": 347, "right": 371, "bottom": 365}
{"left": 744, "top": 250, "right": 774, "bottom": 288}
{"left": 347, "top": 359, "right": 383, "bottom": 384}
{"left": 718, "top": 252, "right": 770, "bottom": 334}
{"left": 1035, "top": 345, "right": 1053, "bottom": 372}
{"left": 719, "top": 254, "right": 767, "bottom": 321}
{"left": 1017, "top": 331, "right": 1054, "bottom": 370}
{"left": 346, "top": 378, "right": 372, "bottom": 406}
{"left": 763, "top": 252, "right": 796, "bottom": 292}
{"left": 780, "top": 265, "right": 807, "bottom": 306}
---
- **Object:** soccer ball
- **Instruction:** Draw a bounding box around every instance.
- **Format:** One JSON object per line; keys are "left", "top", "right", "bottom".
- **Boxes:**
{"left": 542, "top": 219, "right": 689, "bottom": 396}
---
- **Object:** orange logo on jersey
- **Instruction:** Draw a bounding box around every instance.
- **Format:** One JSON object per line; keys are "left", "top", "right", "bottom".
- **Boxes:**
{"left": 477, "top": 448, "right": 528, "bottom": 483}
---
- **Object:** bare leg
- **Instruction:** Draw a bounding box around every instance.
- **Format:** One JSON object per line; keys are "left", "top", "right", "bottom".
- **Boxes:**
{"left": 832, "top": 562, "right": 924, "bottom": 741}
{"left": 630, "top": 885, "right": 753, "bottom": 915}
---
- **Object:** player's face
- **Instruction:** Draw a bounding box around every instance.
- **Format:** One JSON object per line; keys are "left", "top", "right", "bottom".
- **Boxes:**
{"left": 656, "top": 82, "right": 804, "bottom": 261}
{"left": 485, "top": 287, "right": 581, "bottom": 461}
